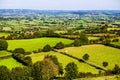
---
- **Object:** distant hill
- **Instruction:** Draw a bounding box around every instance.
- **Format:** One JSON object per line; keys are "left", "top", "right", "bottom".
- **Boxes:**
{"left": 0, "top": 9, "right": 120, "bottom": 16}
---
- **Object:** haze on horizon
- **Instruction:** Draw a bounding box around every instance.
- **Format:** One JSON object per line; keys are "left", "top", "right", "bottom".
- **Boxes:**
{"left": 0, "top": 0, "right": 120, "bottom": 10}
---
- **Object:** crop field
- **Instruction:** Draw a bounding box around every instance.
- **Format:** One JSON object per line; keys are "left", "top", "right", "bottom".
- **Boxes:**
{"left": 0, "top": 57, "right": 23, "bottom": 69}
{"left": 59, "top": 44, "right": 120, "bottom": 70}
{"left": 29, "top": 51, "right": 99, "bottom": 74}
{"left": 0, "top": 51, "right": 12, "bottom": 57}
{"left": 111, "top": 42, "right": 120, "bottom": 46}
{"left": 7, "top": 37, "right": 73, "bottom": 51}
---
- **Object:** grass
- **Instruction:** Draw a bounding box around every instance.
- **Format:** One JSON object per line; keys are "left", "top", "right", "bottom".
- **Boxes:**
{"left": 0, "top": 51, "right": 12, "bottom": 57}
{"left": 88, "top": 37, "right": 99, "bottom": 40}
{"left": 0, "top": 57, "right": 23, "bottom": 70}
{"left": 111, "top": 42, "right": 120, "bottom": 46}
{"left": 59, "top": 44, "right": 120, "bottom": 70}
{"left": 29, "top": 51, "right": 99, "bottom": 74}
{"left": 7, "top": 37, "right": 73, "bottom": 52}
{"left": 0, "top": 32, "right": 9, "bottom": 37}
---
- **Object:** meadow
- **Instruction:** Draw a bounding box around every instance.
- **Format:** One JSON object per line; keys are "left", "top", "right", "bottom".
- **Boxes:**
{"left": 59, "top": 44, "right": 120, "bottom": 70}
{"left": 0, "top": 57, "right": 23, "bottom": 70}
{"left": 0, "top": 32, "right": 9, "bottom": 37}
{"left": 7, "top": 37, "right": 73, "bottom": 52}
{"left": 29, "top": 51, "right": 99, "bottom": 74}
{"left": 111, "top": 42, "right": 120, "bottom": 46}
{"left": 0, "top": 51, "right": 12, "bottom": 57}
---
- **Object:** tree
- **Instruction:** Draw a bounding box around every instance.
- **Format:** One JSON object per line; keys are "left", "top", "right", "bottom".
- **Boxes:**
{"left": 73, "top": 39, "right": 80, "bottom": 46}
{"left": 42, "top": 44, "right": 51, "bottom": 52}
{"left": 0, "top": 39, "right": 8, "bottom": 50}
{"left": 65, "top": 62, "right": 78, "bottom": 80}
{"left": 44, "top": 55, "right": 63, "bottom": 76}
{"left": 11, "top": 67, "right": 32, "bottom": 80}
{"left": 79, "top": 32, "right": 88, "bottom": 45}
{"left": 32, "top": 58, "right": 58, "bottom": 80}
{"left": 22, "top": 56, "right": 32, "bottom": 66}
{"left": 54, "top": 42, "right": 64, "bottom": 49}
{"left": 13, "top": 48, "right": 25, "bottom": 54}
{"left": 0, "top": 66, "right": 10, "bottom": 80}
{"left": 102, "top": 62, "right": 108, "bottom": 67}
{"left": 82, "top": 54, "right": 89, "bottom": 61}
{"left": 112, "top": 64, "right": 120, "bottom": 74}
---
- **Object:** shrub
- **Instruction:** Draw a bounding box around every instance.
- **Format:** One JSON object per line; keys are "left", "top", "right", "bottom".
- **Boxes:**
{"left": 0, "top": 39, "right": 8, "bottom": 50}
{"left": 42, "top": 44, "right": 51, "bottom": 52}
{"left": 13, "top": 48, "right": 25, "bottom": 54}
{"left": 54, "top": 42, "right": 64, "bottom": 49}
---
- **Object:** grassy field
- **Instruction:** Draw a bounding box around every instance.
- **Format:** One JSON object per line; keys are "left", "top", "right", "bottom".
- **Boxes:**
{"left": 0, "top": 32, "right": 9, "bottom": 37}
{"left": 111, "top": 42, "right": 120, "bottom": 46}
{"left": 0, "top": 57, "right": 23, "bottom": 70}
{"left": 7, "top": 37, "right": 73, "bottom": 52}
{"left": 0, "top": 51, "right": 12, "bottom": 57}
{"left": 88, "top": 37, "right": 99, "bottom": 40}
{"left": 29, "top": 51, "right": 99, "bottom": 74}
{"left": 59, "top": 44, "right": 120, "bottom": 70}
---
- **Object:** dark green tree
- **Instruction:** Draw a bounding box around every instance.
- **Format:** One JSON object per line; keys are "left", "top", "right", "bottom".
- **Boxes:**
{"left": 22, "top": 56, "right": 32, "bottom": 66}
{"left": 0, "top": 66, "right": 10, "bottom": 80}
{"left": 65, "top": 62, "right": 78, "bottom": 80}
{"left": 102, "top": 61, "right": 108, "bottom": 67}
{"left": 112, "top": 64, "right": 120, "bottom": 74}
{"left": 11, "top": 67, "right": 32, "bottom": 80}
{"left": 79, "top": 32, "right": 88, "bottom": 45}
{"left": 73, "top": 39, "right": 80, "bottom": 46}
{"left": 82, "top": 54, "right": 89, "bottom": 61}
{"left": 42, "top": 44, "right": 51, "bottom": 52}
{"left": 13, "top": 48, "right": 25, "bottom": 54}
{"left": 54, "top": 42, "right": 64, "bottom": 49}
{"left": 0, "top": 39, "right": 8, "bottom": 50}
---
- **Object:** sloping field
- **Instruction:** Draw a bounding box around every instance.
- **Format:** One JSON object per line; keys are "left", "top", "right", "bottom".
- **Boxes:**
{"left": 0, "top": 57, "right": 23, "bottom": 69}
{"left": 111, "top": 42, "right": 120, "bottom": 46}
{"left": 59, "top": 44, "right": 120, "bottom": 70}
{"left": 29, "top": 51, "right": 99, "bottom": 74}
{"left": 7, "top": 37, "right": 73, "bottom": 52}
{"left": 0, "top": 51, "right": 12, "bottom": 57}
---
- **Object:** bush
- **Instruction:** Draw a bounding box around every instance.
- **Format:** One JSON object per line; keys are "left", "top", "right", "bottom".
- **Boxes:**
{"left": 0, "top": 39, "right": 8, "bottom": 50}
{"left": 102, "top": 61, "right": 108, "bottom": 67}
{"left": 42, "top": 44, "right": 51, "bottom": 52}
{"left": 82, "top": 54, "right": 89, "bottom": 61}
{"left": 13, "top": 48, "right": 25, "bottom": 54}
{"left": 54, "top": 42, "right": 64, "bottom": 49}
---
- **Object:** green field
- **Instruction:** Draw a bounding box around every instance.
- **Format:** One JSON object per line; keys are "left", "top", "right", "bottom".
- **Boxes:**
{"left": 0, "top": 57, "right": 23, "bottom": 69}
{"left": 7, "top": 37, "right": 73, "bottom": 51}
{"left": 0, "top": 32, "right": 9, "bottom": 37}
{"left": 111, "top": 42, "right": 120, "bottom": 46}
{"left": 29, "top": 51, "right": 99, "bottom": 74}
{"left": 59, "top": 44, "right": 120, "bottom": 70}
{"left": 0, "top": 51, "right": 12, "bottom": 57}
{"left": 88, "top": 37, "right": 99, "bottom": 40}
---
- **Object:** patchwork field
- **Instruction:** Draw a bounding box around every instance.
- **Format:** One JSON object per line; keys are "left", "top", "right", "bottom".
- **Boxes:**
{"left": 29, "top": 51, "right": 99, "bottom": 74}
{"left": 7, "top": 37, "right": 73, "bottom": 51}
{"left": 59, "top": 44, "right": 120, "bottom": 70}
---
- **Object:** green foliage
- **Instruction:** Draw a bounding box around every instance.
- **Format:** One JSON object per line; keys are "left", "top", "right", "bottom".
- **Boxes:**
{"left": 22, "top": 56, "right": 32, "bottom": 66}
{"left": 102, "top": 61, "right": 108, "bottom": 67}
{"left": 42, "top": 44, "right": 51, "bottom": 52}
{"left": 79, "top": 32, "right": 88, "bottom": 45}
{"left": 65, "top": 62, "right": 78, "bottom": 80}
{"left": 32, "top": 58, "right": 58, "bottom": 80}
{"left": 0, "top": 66, "right": 10, "bottom": 80}
{"left": 73, "top": 39, "right": 80, "bottom": 46}
{"left": 13, "top": 48, "right": 25, "bottom": 54}
{"left": 112, "top": 64, "right": 120, "bottom": 74}
{"left": 82, "top": 53, "right": 89, "bottom": 61}
{"left": 54, "top": 42, "right": 64, "bottom": 49}
{"left": 11, "top": 67, "right": 32, "bottom": 80}
{"left": 0, "top": 39, "right": 8, "bottom": 50}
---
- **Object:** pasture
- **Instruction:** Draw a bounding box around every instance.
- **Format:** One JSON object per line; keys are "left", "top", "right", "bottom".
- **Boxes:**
{"left": 59, "top": 44, "right": 120, "bottom": 70}
{"left": 29, "top": 51, "right": 99, "bottom": 73}
{"left": 0, "top": 57, "right": 23, "bottom": 70}
{"left": 7, "top": 37, "right": 73, "bottom": 51}
{"left": 0, "top": 51, "right": 12, "bottom": 57}
{"left": 0, "top": 32, "right": 9, "bottom": 37}
{"left": 111, "top": 42, "right": 120, "bottom": 46}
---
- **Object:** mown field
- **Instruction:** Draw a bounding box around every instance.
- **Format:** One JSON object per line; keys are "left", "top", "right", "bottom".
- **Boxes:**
{"left": 7, "top": 37, "right": 73, "bottom": 51}
{"left": 0, "top": 57, "right": 23, "bottom": 70}
{"left": 59, "top": 44, "right": 120, "bottom": 70}
{"left": 29, "top": 51, "right": 99, "bottom": 74}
